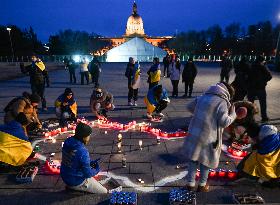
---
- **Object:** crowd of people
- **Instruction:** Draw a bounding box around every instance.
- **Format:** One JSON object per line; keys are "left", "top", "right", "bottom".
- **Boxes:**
{"left": 0, "top": 53, "right": 279, "bottom": 194}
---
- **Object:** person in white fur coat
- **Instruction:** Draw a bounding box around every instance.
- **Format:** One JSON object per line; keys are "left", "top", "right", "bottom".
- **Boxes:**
{"left": 183, "top": 82, "right": 236, "bottom": 192}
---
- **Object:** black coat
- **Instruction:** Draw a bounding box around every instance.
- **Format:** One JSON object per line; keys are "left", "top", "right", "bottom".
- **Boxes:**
{"left": 247, "top": 62, "right": 272, "bottom": 90}
{"left": 21, "top": 62, "right": 49, "bottom": 86}
{"left": 182, "top": 62, "right": 197, "bottom": 83}
{"left": 125, "top": 62, "right": 134, "bottom": 86}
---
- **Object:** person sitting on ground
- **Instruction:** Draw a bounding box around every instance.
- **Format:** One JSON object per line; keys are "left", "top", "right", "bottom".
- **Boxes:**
{"left": 4, "top": 92, "right": 42, "bottom": 132}
{"left": 55, "top": 88, "right": 77, "bottom": 127}
{"left": 0, "top": 112, "right": 33, "bottom": 166}
{"left": 90, "top": 88, "right": 115, "bottom": 119}
{"left": 60, "top": 122, "right": 107, "bottom": 193}
{"left": 182, "top": 82, "right": 236, "bottom": 192}
{"left": 239, "top": 125, "right": 280, "bottom": 187}
{"left": 147, "top": 57, "right": 161, "bottom": 89}
{"left": 144, "top": 84, "right": 170, "bottom": 119}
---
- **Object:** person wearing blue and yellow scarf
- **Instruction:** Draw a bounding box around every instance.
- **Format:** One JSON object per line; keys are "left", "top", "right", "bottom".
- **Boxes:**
{"left": 20, "top": 55, "right": 50, "bottom": 111}
{"left": 242, "top": 125, "right": 280, "bottom": 184}
{"left": 144, "top": 84, "right": 170, "bottom": 119}
{"left": 55, "top": 88, "right": 77, "bottom": 127}
{"left": 125, "top": 57, "right": 141, "bottom": 106}
{"left": 0, "top": 113, "right": 33, "bottom": 166}
{"left": 147, "top": 57, "right": 161, "bottom": 89}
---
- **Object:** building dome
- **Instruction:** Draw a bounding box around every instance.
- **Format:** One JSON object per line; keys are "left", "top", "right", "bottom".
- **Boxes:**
{"left": 125, "top": 2, "right": 145, "bottom": 36}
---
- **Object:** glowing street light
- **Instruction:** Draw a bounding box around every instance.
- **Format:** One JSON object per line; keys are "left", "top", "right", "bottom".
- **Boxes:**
{"left": 6, "top": 27, "right": 14, "bottom": 62}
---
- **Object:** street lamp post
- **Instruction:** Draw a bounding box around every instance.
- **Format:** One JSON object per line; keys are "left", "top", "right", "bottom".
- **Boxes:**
{"left": 6, "top": 27, "right": 15, "bottom": 62}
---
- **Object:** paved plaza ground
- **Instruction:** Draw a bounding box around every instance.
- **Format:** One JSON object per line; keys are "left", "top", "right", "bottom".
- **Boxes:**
{"left": 0, "top": 62, "right": 279, "bottom": 204}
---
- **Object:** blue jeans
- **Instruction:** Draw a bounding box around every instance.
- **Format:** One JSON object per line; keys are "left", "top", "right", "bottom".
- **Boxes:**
{"left": 187, "top": 160, "right": 210, "bottom": 187}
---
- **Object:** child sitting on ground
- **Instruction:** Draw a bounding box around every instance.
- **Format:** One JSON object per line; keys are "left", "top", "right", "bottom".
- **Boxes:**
{"left": 60, "top": 122, "right": 107, "bottom": 193}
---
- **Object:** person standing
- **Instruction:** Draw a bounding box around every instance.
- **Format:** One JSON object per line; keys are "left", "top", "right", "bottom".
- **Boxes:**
{"left": 20, "top": 55, "right": 49, "bottom": 111}
{"left": 89, "top": 56, "right": 101, "bottom": 88}
{"left": 125, "top": 57, "right": 141, "bottom": 106}
{"left": 67, "top": 56, "right": 77, "bottom": 84}
{"left": 80, "top": 57, "right": 89, "bottom": 85}
{"left": 247, "top": 56, "right": 272, "bottom": 122}
{"left": 60, "top": 122, "right": 107, "bottom": 193}
{"left": 220, "top": 54, "right": 233, "bottom": 83}
{"left": 182, "top": 82, "right": 236, "bottom": 192}
{"left": 170, "top": 57, "right": 181, "bottom": 97}
{"left": 147, "top": 57, "right": 161, "bottom": 89}
{"left": 163, "top": 54, "right": 171, "bottom": 77}
{"left": 182, "top": 57, "right": 197, "bottom": 98}
{"left": 231, "top": 56, "right": 250, "bottom": 102}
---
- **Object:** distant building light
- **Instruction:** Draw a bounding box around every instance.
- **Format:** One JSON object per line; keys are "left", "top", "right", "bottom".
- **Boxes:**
{"left": 6, "top": 27, "right": 11, "bottom": 31}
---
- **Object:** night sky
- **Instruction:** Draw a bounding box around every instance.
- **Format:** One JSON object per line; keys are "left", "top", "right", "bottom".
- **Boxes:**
{"left": 1, "top": 0, "right": 279, "bottom": 42}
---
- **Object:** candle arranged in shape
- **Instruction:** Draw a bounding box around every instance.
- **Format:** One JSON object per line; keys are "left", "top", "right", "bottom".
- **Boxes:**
{"left": 139, "top": 140, "right": 143, "bottom": 150}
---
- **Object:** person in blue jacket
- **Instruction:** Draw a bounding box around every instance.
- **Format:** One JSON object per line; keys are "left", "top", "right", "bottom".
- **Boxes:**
{"left": 60, "top": 122, "right": 107, "bottom": 193}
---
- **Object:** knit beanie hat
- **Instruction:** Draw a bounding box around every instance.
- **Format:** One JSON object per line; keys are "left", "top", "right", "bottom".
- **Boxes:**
{"left": 15, "top": 112, "right": 29, "bottom": 126}
{"left": 30, "top": 93, "right": 41, "bottom": 103}
{"left": 95, "top": 88, "right": 103, "bottom": 99}
{"left": 259, "top": 125, "right": 278, "bottom": 141}
{"left": 64, "top": 88, "right": 73, "bottom": 96}
{"left": 74, "top": 122, "right": 92, "bottom": 141}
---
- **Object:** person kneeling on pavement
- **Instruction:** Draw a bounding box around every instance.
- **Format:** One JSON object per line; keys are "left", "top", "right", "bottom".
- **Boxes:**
{"left": 238, "top": 125, "right": 280, "bottom": 187}
{"left": 4, "top": 92, "right": 42, "bottom": 133}
{"left": 60, "top": 123, "right": 107, "bottom": 193}
{"left": 144, "top": 84, "right": 170, "bottom": 119}
{"left": 182, "top": 82, "right": 236, "bottom": 192}
{"left": 55, "top": 88, "right": 77, "bottom": 127}
{"left": 90, "top": 88, "right": 115, "bottom": 119}
{"left": 0, "top": 113, "right": 33, "bottom": 166}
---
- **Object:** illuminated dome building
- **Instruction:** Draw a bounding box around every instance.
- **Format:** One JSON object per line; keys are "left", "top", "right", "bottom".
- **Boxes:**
{"left": 91, "top": 1, "right": 173, "bottom": 61}
{"left": 125, "top": 2, "right": 146, "bottom": 37}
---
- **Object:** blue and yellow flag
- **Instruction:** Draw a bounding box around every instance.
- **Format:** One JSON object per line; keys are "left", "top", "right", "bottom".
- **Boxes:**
{"left": 0, "top": 121, "right": 32, "bottom": 166}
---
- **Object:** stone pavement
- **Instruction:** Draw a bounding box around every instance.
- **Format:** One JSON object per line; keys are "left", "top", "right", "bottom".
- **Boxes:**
{"left": 0, "top": 62, "right": 279, "bottom": 205}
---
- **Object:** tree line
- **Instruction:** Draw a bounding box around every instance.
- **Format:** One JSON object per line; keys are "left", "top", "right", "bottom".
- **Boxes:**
{"left": 0, "top": 21, "right": 279, "bottom": 57}
{"left": 167, "top": 21, "right": 280, "bottom": 56}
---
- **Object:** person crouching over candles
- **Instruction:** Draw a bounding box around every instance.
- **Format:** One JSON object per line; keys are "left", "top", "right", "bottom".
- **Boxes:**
{"left": 55, "top": 88, "right": 77, "bottom": 127}
{"left": 238, "top": 125, "right": 280, "bottom": 187}
{"left": 90, "top": 88, "right": 115, "bottom": 119}
{"left": 60, "top": 122, "right": 107, "bottom": 193}
{"left": 182, "top": 82, "right": 236, "bottom": 192}
{"left": 144, "top": 84, "right": 170, "bottom": 119}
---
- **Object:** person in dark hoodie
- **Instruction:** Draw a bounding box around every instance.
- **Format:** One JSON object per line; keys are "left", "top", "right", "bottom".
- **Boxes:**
{"left": 247, "top": 56, "right": 272, "bottom": 122}
{"left": 60, "top": 122, "right": 107, "bottom": 193}
{"left": 0, "top": 112, "right": 33, "bottom": 166}
{"left": 147, "top": 57, "right": 161, "bottom": 89}
{"left": 182, "top": 57, "right": 197, "bottom": 98}
{"left": 55, "top": 88, "right": 77, "bottom": 127}
{"left": 20, "top": 55, "right": 49, "bottom": 111}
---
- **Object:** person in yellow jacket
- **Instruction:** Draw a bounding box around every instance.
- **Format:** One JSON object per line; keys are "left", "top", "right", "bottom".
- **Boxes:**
{"left": 240, "top": 125, "right": 280, "bottom": 186}
{"left": 55, "top": 88, "right": 77, "bottom": 127}
{"left": 147, "top": 57, "right": 161, "bottom": 89}
{"left": 0, "top": 113, "right": 33, "bottom": 166}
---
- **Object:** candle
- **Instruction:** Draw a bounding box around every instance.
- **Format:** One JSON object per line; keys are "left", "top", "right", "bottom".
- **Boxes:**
{"left": 117, "top": 142, "right": 122, "bottom": 153}
{"left": 52, "top": 138, "right": 56, "bottom": 143}
{"left": 139, "top": 140, "right": 143, "bottom": 150}
{"left": 61, "top": 142, "right": 64, "bottom": 147}
{"left": 117, "top": 133, "right": 123, "bottom": 142}
{"left": 156, "top": 137, "right": 161, "bottom": 145}
{"left": 104, "top": 131, "right": 108, "bottom": 134}
{"left": 122, "top": 155, "right": 127, "bottom": 168}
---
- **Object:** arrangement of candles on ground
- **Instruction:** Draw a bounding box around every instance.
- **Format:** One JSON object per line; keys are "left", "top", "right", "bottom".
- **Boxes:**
{"left": 92, "top": 119, "right": 188, "bottom": 139}
{"left": 196, "top": 168, "right": 238, "bottom": 180}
